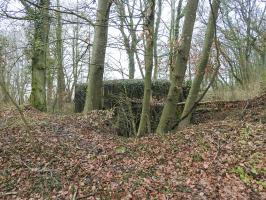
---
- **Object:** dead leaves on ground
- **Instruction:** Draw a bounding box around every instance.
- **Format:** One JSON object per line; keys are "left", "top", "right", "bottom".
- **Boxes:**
{"left": 0, "top": 105, "right": 265, "bottom": 199}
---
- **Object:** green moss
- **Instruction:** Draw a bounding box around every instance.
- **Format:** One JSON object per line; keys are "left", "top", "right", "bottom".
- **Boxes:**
{"left": 255, "top": 180, "right": 266, "bottom": 189}
{"left": 191, "top": 153, "right": 204, "bottom": 162}
{"left": 160, "top": 186, "right": 173, "bottom": 194}
{"left": 231, "top": 165, "right": 266, "bottom": 189}
{"left": 115, "top": 146, "right": 127, "bottom": 154}
{"left": 232, "top": 166, "right": 252, "bottom": 184}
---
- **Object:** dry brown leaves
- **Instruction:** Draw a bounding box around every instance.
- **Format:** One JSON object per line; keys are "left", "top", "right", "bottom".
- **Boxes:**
{"left": 0, "top": 101, "right": 265, "bottom": 199}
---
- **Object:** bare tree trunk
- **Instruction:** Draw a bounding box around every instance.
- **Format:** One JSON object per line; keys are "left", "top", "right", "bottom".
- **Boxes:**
{"left": 46, "top": 58, "right": 54, "bottom": 112}
{"left": 116, "top": 1, "right": 132, "bottom": 79}
{"left": 71, "top": 21, "right": 79, "bottom": 102}
{"left": 156, "top": 0, "right": 199, "bottom": 134}
{"left": 56, "top": 0, "right": 66, "bottom": 112}
{"left": 0, "top": 42, "right": 10, "bottom": 104}
{"left": 168, "top": 0, "right": 176, "bottom": 80}
{"left": 179, "top": 0, "right": 221, "bottom": 128}
{"left": 168, "top": 0, "right": 183, "bottom": 81}
{"left": 83, "top": 0, "right": 112, "bottom": 113}
{"left": 153, "top": 0, "right": 162, "bottom": 80}
{"left": 174, "top": 0, "right": 184, "bottom": 41}
{"left": 263, "top": 33, "right": 266, "bottom": 67}
{"left": 28, "top": 0, "right": 51, "bottom": 111}
{"left": 116, "top": 0, "right": 141, "bottom": 79}
{"left": 137, "top": 0, "right": 155, "bottom": 137}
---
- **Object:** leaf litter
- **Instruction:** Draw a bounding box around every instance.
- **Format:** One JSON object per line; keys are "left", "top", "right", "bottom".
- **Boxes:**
{"left": 0, "top": 95, "right": 266, "bottom": 199}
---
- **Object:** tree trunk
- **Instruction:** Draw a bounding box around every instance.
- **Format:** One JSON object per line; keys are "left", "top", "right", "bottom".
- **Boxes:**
{"left": 168, "top": 0, "right": 176, "bottom": 80}
{"left": 70, "top": 18, "right": 80, "bottom": 102}
{"left": 29, "top": 0, "right": 51, "bottom": 111}
{"left": 56, "top": 0, "right": 66, "bottom": 112}
{"left": 0, "top": 46, "right": 9, "bottom": 104}
{"left": 263, "top": 33, "right": 266, "bottom": 67}
{"left": 83, "top": 0, "right": 112, "bottom": 113}
{"left": 168, "top": 0, "right": 183, "bottom": 81}
{"left": 137, "top": 0, "right": 155, "bottom": 137}
{"left": 128, "top": 50, "right": 135, "bottom": 79}
{"left": 46, "top": 58, "right": 54, "bottom": 112}
{"left": 156, "top": 0, "right": 199, "bottom": 134}
{"left": 153, "top": 0, "right": 162, "bottom": 80}
{"left": 174, "top": 0, "right": 183, "bottom": 41}
{"left": 116, "top": 0, "right": 137, "bottom": 79}
{"left": 179, "top": 0, "right": 221, "bottom": 128}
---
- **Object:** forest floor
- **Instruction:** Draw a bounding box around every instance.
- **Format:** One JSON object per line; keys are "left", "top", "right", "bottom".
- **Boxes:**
{"left": 0, "top": 94, "right": 266, "bottom": 199}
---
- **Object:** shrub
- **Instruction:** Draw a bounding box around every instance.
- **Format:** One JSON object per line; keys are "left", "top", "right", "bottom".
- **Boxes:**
{"left": 74, "top": 79, "right": 190, "bottom": 112}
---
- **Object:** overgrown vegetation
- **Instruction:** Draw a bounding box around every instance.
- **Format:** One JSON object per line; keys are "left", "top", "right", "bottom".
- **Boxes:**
{"left": 74, "top": 79, "right": 191, "bottom": 112}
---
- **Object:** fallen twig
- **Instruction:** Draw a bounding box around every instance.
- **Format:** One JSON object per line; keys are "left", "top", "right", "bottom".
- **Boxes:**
{"left": 72, "top": 186, "right": 78, "bottom": 200}
{"left": 0, "top": 192, "right": 18, "bottom": 198}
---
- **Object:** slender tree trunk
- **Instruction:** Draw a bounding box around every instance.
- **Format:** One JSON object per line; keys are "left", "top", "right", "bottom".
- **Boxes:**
{"left": 168, "top": 0, "right": 183, "bottom": 81}
{"left": 56, "top": 0, "right": 66, "bottom": 111}
{"left": 116, "top": 0, "right": 137, "bottom": 79}
{"left": 156, "top": 0, "right": 199, "bottom": 134}
{"left": 131, "top": 28, "right": 142, "bottom": 78}
{"left": 174, "top": 0, "right": 183, "bottom": 41}
{"left": 135, "top": 50, "right": 145, "bottom": 79}
{"left": 178, "top": 0, "right": 221, "bottom": 128}
{"left": 137, "top": 0, "right": 155, "bottom": 137}
{"left": 168, "top": 0, "right": 176, "bottom": 80}
{"left": 83, "top": 0, "right": 112, "bottom": 113}
{"left": 263, "top": 33, "right": 266, "bottom": 67}
{"left": 0, "top": 46, "right": 9, "bottom": 104}
{"left": 71, "top": 21, "right": 79, "bottom": 102}
{"left": 153, "top": 0, "right": 162, "bottom": 80}
{"left": 46, "top": 58, "right": 54, "bottom": 112}
{"left": 69, "top": 0, "right": 80, "bottom": 102}
{"left": 30, "top": 0, "right": 51, "bottom": 111}
{"left": 128, "top": 50, "right": 135, "bottom": 79}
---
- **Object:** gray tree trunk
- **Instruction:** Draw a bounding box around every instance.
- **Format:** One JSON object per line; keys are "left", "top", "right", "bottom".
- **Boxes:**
{"left": 137, "top": 0, "right": 155, "bottom": 137}
{"left": 156, "top": 0, "right": 199, "bottom": 134}
{"left": 116, "top": 0, "right": 140, "bottom": 79}
{"left": 0, "top": 43, "right": 9, "bottom": 104}
{"left": 83, "top": 0, "right": 112, "bottom": 113}
{"left": 56, "top": 0, "right": 66, "bottom": 111}
{"left": 168, "top": 0, "right": 183, "bottom": 81}
{"left": 263, "top": 33, "right": 266, "bottom": 67}
{"left": 179, "top": 0, "right": 221, "bottom": 128}
{"left": 46, "top": 57, "right": 54, "bottom": 112}
{"left": 153, "top": 0, "right": 162, "bottom": 80}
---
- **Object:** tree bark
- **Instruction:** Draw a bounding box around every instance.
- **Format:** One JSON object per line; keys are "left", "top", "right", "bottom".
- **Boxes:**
{"left": 116, "top": 0, "right": 140, "bottom": 79}
{"left": 156, "top": 0, "right": 199, "bottom": 134}
{"left": 178, "top": 0, "right": 221, "bottom": 128}
{"left": 0, "top": 42, "right": 9, "bottom": 104}
{"left": 29, "top": 0, "right": 51, "bottom": 112}
{"left": 263, "top": 33, "right": 266, "bottom": 67}
{"left": 137, "top": 0, "right": 155, "bottom": 137}
{"left": 168, "top": 0, "right": 184, "bottom": 81}
{"left": 153, "top": 0, "right": 162, "bottom": 80}
{"left": 56, "top": 0, "right": 66, "bottom": 112}
{"left": 46, "top": 57, "right": 54, "bottom": 112}
{"left": 83, "top": 0, "right": 112, "bottom": 113}
{"left": 70, "top": 13, "right": 80, "bottom": 103}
